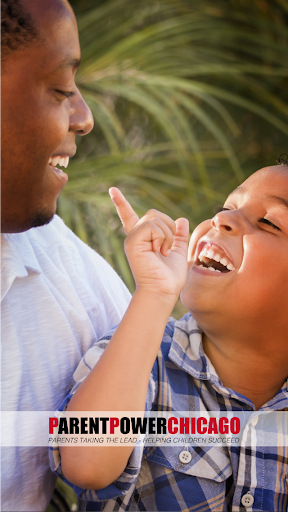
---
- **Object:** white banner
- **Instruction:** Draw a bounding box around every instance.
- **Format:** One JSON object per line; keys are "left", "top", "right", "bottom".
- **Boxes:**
{"left": 1, "top": 410, "right": 287, "bottom": 447}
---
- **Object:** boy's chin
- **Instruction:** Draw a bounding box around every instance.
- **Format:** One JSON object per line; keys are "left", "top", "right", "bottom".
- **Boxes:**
{"left": 180, "top": 286, "right": 215, "bottom": 319}
{"left": 180, "top": 290, "right": 195, "bottom": 315}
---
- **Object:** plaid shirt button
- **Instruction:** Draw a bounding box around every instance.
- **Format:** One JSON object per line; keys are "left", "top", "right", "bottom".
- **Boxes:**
{"left": 178, "top": 450, "right": 192, "bottom": 464}
{"left": 241, "top": 492, "right": 254, "bottom": 507}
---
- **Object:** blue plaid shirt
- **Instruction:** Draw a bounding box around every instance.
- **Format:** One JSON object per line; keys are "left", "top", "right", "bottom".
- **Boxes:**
{"left": 50, "top": 314, "right": 288, "bottom": 511}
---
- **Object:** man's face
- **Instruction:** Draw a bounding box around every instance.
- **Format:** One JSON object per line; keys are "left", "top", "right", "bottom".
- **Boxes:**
{"left": 181, "top": 166, "right": 288, "bottom": 327}
{"left": 1, "top": 0, "right": 93, "bottom": 233}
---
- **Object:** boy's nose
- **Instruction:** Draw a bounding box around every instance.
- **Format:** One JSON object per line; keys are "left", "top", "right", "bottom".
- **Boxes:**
{"left": 211, "top": 210, "right": 241, "bottom": 234}
{"left": 69, "top": 88, "right": 94, "bottom": 135}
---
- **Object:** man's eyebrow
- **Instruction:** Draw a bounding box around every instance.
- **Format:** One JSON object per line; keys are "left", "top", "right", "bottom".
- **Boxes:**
{"left": 56, "top": 57, "right": 81, "bottom": 71}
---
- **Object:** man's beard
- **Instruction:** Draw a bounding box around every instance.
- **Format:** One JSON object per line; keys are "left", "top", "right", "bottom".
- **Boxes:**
{"left": 30, "top": 209, "right": 54, "bottom": 228}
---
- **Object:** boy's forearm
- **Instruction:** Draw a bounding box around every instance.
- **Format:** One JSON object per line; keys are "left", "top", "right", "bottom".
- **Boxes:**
{"left": 60, "top": 289, "right": 176, "bottom": 489}
{"left": 68, "top": 289, "right": 176, "bottom": 411}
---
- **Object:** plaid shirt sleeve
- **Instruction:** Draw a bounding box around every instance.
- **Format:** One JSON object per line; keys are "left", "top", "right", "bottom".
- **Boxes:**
{"left": 49, "top": 326, "right": 159, "bottom": 501}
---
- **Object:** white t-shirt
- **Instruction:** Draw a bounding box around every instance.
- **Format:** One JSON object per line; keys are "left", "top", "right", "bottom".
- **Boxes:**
{"left": 1, "top": 215, "right": 131, "bottom": 512}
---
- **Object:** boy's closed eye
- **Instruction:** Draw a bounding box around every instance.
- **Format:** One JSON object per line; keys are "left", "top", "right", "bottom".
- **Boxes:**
{"left": 214, "top": 206, "right": 281, "bottom": 232}
{"left": 258, "top": 217, "right": 280, "bottom": 231}
{"left": 214, "top": 206, "right": 230, "bottom": 214}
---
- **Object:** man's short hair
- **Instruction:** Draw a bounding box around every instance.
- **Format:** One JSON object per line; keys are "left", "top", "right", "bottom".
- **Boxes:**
{"left": 1, "top": 0, "right": 39, "bottom": 59}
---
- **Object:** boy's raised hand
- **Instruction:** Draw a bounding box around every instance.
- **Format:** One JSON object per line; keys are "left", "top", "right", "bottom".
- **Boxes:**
{"left": 109, "top": 187, "right": 189, "bottom": 303}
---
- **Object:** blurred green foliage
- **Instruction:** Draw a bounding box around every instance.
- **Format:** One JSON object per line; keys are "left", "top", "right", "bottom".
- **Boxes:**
{"left": 57, "top": 0, "right": 288, "bottom": 296}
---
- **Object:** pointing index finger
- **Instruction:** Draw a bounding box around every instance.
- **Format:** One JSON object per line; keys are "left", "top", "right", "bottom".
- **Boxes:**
{"left": 109, "top": 187, "right": 139, "bottom": 235}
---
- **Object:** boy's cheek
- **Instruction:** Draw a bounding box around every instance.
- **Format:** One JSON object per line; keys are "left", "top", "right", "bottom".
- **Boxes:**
{"left": 188, "top": 219, "right": 212, "bottom": 261}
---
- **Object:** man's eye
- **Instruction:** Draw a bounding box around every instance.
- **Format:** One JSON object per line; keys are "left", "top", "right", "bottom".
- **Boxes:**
{"left": 258, "top": 218, "right": 280, "bottom": 231}
{"left": 55, "top": 90, "right": 75, "bottom": 99}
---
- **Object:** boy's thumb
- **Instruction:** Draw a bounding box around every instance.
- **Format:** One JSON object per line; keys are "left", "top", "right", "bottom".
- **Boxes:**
{"left": 171, "top": 218, "right": 189, "bottom": 257}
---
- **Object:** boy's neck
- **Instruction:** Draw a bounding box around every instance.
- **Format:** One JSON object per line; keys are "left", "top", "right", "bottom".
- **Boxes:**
{"left": 201, "top": 330, "right": 288, "bottom": 410}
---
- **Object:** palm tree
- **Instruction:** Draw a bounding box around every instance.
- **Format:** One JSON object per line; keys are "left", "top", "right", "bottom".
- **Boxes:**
{"left": 58, "top": 0, "right": 288, "bottom": 293}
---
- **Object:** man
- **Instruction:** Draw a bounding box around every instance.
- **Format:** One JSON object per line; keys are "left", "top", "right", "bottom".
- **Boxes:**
{"left": 1, "top": 0, "right": 131, "bottom": 510}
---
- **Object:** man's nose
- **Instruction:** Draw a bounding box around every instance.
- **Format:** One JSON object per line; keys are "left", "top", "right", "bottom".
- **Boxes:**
{"left": 69, "top": 88, "right": 94, "bottom": 135}
{"left": 211, "top": 210, "right": 242, "bottom": 234}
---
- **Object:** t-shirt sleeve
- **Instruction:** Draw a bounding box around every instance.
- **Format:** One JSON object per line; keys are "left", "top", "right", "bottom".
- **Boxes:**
{"left": 49, "top": 327, "right": 158, "bottom": 501}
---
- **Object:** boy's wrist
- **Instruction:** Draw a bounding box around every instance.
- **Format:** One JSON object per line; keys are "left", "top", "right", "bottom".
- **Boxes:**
{"left": 133, "top": 286, "right": 178, "bottom": 311}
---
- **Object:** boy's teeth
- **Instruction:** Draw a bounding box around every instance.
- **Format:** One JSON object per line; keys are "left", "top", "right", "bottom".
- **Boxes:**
{"left": 198, "top": 243, "right": 234, "bottom": 272}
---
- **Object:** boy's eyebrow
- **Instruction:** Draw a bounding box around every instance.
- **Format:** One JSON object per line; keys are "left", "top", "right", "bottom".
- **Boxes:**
{"left": 227, "top": 187, "right": 288, "bottom": 210}
{"left": 226, "top": 186, "right": 243, "bottom": 198}
{"left": 266, "top": 195, "right": 288, "bottom": 210}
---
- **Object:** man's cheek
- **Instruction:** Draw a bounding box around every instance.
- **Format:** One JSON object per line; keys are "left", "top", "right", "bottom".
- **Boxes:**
{"left": 45, "top": 108, "right": 70, "bottom": 145}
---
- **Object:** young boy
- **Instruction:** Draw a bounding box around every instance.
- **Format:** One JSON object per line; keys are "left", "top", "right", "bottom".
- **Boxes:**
{"left": 51, "top": 164, "right": 288, "bottom": 511}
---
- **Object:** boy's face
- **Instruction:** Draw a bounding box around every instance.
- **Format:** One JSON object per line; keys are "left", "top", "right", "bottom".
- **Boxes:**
{"left": 181, "top": 166, "right": 288, "bottom": 326}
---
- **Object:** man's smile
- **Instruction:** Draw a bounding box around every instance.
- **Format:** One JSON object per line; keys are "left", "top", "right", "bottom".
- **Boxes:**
{"left": 48, "top": 155, "right": 70, "bottom": 169}
{"left": 47, "top": 155, "right": 69, "bottom": 186}
{"left": 47, "top": 150, "right": 76, "bottom": 185}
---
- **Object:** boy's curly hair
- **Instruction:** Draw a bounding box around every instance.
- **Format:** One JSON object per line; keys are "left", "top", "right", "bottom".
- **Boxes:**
{"left": 276, "top": 154, "right": 288, "bottom": 166}
{"left": 1, "top": 0, "right": 39, "bottom": 59}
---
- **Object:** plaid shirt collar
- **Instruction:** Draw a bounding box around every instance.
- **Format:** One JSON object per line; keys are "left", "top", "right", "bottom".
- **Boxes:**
{"left": 168, "top": 313, "right": 288, "bottom": 411}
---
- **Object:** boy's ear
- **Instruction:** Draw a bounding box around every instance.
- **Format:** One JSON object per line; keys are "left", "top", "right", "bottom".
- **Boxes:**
{"left": 188, "top": 219, "right": 212, "bottom": 261}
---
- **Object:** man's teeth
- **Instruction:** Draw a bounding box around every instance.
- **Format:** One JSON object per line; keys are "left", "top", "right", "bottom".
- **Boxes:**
{"left": 198, "top": 245, "right": 234, "bottom": 272}
{"left": 48, "top": 156, "right": 69, "bottom": 168}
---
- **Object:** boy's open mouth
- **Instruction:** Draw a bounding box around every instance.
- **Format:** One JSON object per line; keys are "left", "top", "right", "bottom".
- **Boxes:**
{"left": 195, "top": 243, "right": 234, "bottom": 273}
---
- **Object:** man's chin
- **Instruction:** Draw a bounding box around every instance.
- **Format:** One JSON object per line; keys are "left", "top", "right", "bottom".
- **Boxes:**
{"left": 30, "top": 209, "right": 55, "bottom": 229}
{"left": 1, "top": 207, "right": 55, "bottom": 233}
